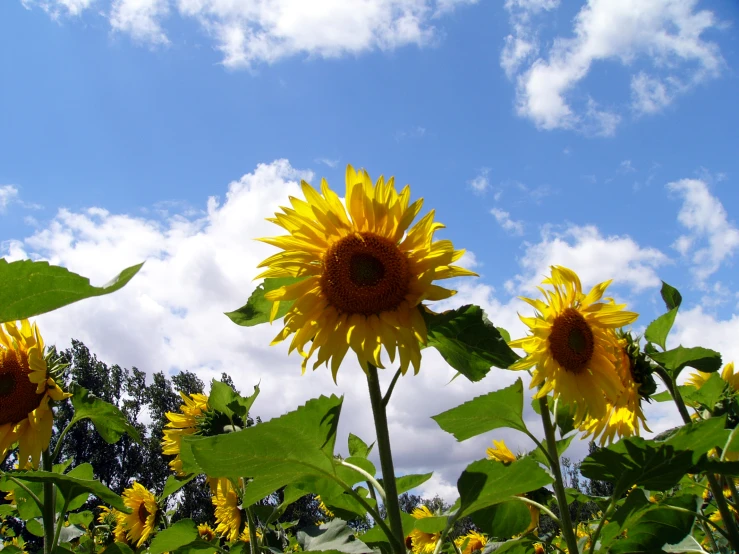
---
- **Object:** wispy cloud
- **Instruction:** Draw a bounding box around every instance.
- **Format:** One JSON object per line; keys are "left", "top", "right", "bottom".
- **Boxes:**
{"left": 468, "top": 168, "right": 490, "bottom": 194}
{"left": 491, "top": 207, "right": 524, "bottom": 235}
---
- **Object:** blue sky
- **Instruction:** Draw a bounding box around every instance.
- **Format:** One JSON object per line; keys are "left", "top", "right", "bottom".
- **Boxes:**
{"left": 2, "top": 0, "right": 739, "bottom": 499}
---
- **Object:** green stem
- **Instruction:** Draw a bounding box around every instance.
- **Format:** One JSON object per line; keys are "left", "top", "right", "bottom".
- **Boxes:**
{"left": 588, "top": 496, "right": 617, "bottom": 554}
{"left": 654, "top": 365, "right": 739, "bottom": 551}
{"left": 50, "top": 419, "right": 76, "bottom": 465}
{"left": 382, "top": 369, "right": 403, "bottom": 408}
{"left": 366, "top": 480, "right": 379, "bottom": 505}
{"left": 51, "top": 497, "right": 70, "bottom": 550}
{"left": 725, "top": 476, "right": 739, "bottom": 512}
{"left": 699, "top": 509, "right": 722, "bottom": 553}
{"left": 246, "top": 506, "right": 259, "bottom": 554}
{"left": 340, "top": 460, "right": 387, "bottom": 501}
{"left": 524, "top": 429, "right": 558, "bottom": 469}
{"left": 366, "top": 364, "right": 405, "bottom": 554}
{"left": 42, "top": 450, "right": 56, "bottom": 554}
{"left": 539, "top": 397, "right": 579, "bottom": 554}
{"left": 509, "top": 495, "right": 560, "bottom": 526}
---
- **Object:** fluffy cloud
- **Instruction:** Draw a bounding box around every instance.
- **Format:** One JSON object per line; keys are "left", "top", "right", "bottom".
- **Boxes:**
{"left": 502, "top": 0, "right": 724, "bottom": 134}
{"left": 668, "top": 178, "right": 739, "bottom": 283}
{"left": 22, "top": 0, "right": 476, "bottom": 67}
{"left": 0, "top": 185, "right": 19, "bottom": 212}
{"left": 468, "top": 168, "right": 490, "bottom": 194}
{"left": 490, "top": 207, "right": 524, "bottom": 236}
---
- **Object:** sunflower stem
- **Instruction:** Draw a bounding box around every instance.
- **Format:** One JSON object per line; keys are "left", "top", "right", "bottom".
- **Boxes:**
{"left": 366, "top": 363, "right": 406, "bottom": 554}
{"left": 51, "top": 497, "right": 70, "bottom": 550}
{"left": 508, "top": 495, "right": 560, "bottom": 526}
{"left": 654, "top": 365, "right": 739, "bottom": 551}
{"left": 539, "top": 397, "right": 579, "bottom": 554}
{"left": 382, "top": 368, "right": 403, "bottom": 408}
{"left": 42, "top": 449, "right": 56, "bottom": 554}
{"left": 50, "top": 419, "right": 75, "bottom": 465}
{"left": 246, "top": 505, "right": 259, "bottom": 554}
{"left": 341, "top": 460, "right": 387, "bottom": 501}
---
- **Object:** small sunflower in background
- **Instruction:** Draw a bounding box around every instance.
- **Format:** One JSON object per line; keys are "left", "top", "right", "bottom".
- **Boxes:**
{"left": 687, "top": 361, "right": 739, "bottom": 392}
{"left": 97, "top": 505, "right": 127, "bottom": 544}
{"left": 579, "top": 334, "right": 652, "bottom": 445}
{"left": 0, "top": 320, "right": 71, "bottom": 469}
{"left": 257, "top": 165, "right": 475, "bottom": 379}
{"left": 486, "top": 439, "right": 516, "bottom": 464}
{"left": 508, "top": 266, "right": 638, "bottom": 426}
{"left": 213, "top": 478, "right": 242, "bottom": 542}
{"left": 408, "top": 505, "right": 440, "bottom": 554}
{"left": 239, "top": 524, "right": 264, "bottom": 543}
{"left": 455, "top": 530, "right": 487, "bottom": 554}
{"left": 117, "top": 482, "right": 158, "bottom": 547}
{"left": 162, "top": 391, "right": 210, "bottom": 475}
{"left": 197, "top": 522, "right": 217, "bottom": 541}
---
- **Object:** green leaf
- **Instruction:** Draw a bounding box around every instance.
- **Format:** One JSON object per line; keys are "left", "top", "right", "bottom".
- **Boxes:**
{"left": 61, "top": 463, "right": 96, "bottom": 512}
{"left": 70, "top": 385, "right": 141, "bottom": 444}
{"left": 528, "top": 434, "right": 575, "bottom": 468}
{"left": 148, "top": 518, "right": 198, "bottom": 554}
{"left": 644, "top": 307, "right": 678, "bottom": 352}
{"left": 662, "top": 535, "right": 708, "bottom": 553}
{"left": 650, "top": 346, "right": 722, "bottom": 379}
{"left": 457, "top": 457, "right": 553, "bottom": 518}
{"left": 432, "top": 379, "right": 527, "bottom": 439}
{"left": 348, "top": 434, "right": 373, "bottom": 458}
{"left": 482, "top": 537, "right": 538, "bottom": 554}
{"left": 225, "top": 277, "right": 304, "bottom": 326}
{"left": 68, "top": 510, "right": 94, "bottom": 529}
{"left": 208, "top": 380, "right": 260, "bottom": 421}
{"left": 0, "top": 259, "right": 143, "bottom": 321}
{"left": 297, "top": 519, "right": 374, "bottom": 553}
{"left": 159, "top": 473, "right": 196, "bottom": 502}
{"left": 413, "top": 515, "right": 448, "bottom": 533}
{"left": 181, "top": 395, "right": 342, "bottom": 506}
{"left": 681, "top": 373, "right": 726, "bottom": 410}
{"left": 661, "top": 281, "right": 683, "bottom": 311}
{"left": 26, "top": 517, "right": 45, "bottom": 537}
{"left": 100, "top": 544, "right": 135, "bottom": 554}
{"left": 394, "top": 473, "right": 433, "bottom": 495}
{"left": 423, "top": 305, "right": 520, "bottom": 382}
{"left": 58, "top": 524, "right": 85, "bottom": 544}
{"left": 469, "top": 500, "right": 530, "bottom": 539}
{"left": 12, "top": 470, "right": 126, "bottom": 512}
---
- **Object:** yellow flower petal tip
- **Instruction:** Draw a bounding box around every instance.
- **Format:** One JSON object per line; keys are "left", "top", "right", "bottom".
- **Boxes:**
{"left": 486, "top": 439, "right": 517, "bottom": 464}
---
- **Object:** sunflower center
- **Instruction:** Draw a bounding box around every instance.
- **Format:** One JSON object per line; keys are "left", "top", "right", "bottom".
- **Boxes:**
{"left": 322, "top": 232, "right": 410, "bottom": 315}
{"left": 138, "top": 502, "right": 150, "bottom": 524}
{"left": 0, "top": 351, "right": 44, "bottom": 426}
{"left": 548, "top": 308, "right": 594, "bottom": 374}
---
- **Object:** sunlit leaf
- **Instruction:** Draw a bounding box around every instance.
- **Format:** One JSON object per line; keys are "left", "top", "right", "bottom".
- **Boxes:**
{"left": 650, "top": 346, "right": 721, "bottom": 380}
{"left": 297, "top": 519, "right": 374, "bottom": 553}
{"left": 225, "top": 277, "right": 304, "bottom": 326}
{"left": 70, "top": 385, "right": 141, "bottom": 444}
{"left": 148, "top": 518, "right": 199, "bottom": 554}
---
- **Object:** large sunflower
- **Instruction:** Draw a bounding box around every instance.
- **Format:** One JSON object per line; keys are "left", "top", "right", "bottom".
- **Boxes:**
{"left": 579, "top": 337, "right": 650, "bottom": 445}
{"left": 508, "top": 266, "right": 638, "bottom": 425}
{"left": 213, "top": 478, "right": 242, "bottom": 542}
{"left": 257, "top": 165, "right": 475, "bottom": 378}
{"left": 408, "top": 505, "right": 440, "bottom": 554}
{"left": 162, "top": 391, "right": 210, "bottom": 476}
{"left": 117, "top": 482, "right": 158, "bottom": 547}
{"left": 0, "top": 320, "right": 70, "bottom": 468}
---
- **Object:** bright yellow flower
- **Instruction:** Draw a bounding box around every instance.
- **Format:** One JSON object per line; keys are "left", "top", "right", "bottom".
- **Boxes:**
{"left": 508, "top": 266, "right": 638, "bottom": 425}
{"left": 486, "top": 440, "right": 516, "bottom": 464}
{"left": 98, "top": 505, "right": 127, "bottom": 543}
{"left": 0, "top": 320, "right": 71, "bottom": 468}
{"left": 5, "top": 537, "right": 28, "bottom": 554}
{"left": 579, "top": 338, "right": 650, "bottom": 445}
{"left": 162, "top": 391, "right": 209, "bottom": 476}
{"left": 117, "top": 482, "right": 158, "bottom": 547}
{"left": 687, "top": 362, "right": 739, "bottom": 392}
{"left": 239, "top": 525, "right": 264, "bottom": 543}
{"left": 408, "top": 505, "right": 440, "bottom": 554}
{"left": 213, "top": 478, "right": 241, "bottom": 542}
{"left": 454, "top": 531, "right": 487, "bottom": 554}
{"left": 197, "top": 522, "right": 216, "bottom": 541}
{"left": 257, "top": 165, "right": 476, "bottom": 379}
{"left": 316, "top": 495, "right": 334, "bottom": 517}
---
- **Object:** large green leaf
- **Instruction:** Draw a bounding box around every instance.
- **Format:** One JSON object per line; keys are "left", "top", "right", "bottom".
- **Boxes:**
{"left": 70, "top": 385, "right": 141, "bottom": 444}
{"left": 225, "top": 277, "right": 304, "bottom": 326}
{"left": 0, "top": 259, "right": 143, "bottom": 322}
{"left": 60, "top": 463, "right": 96, "bottom": 512}
{"left": 681, "top": 373, "right": 726, "bottom": 410}
{"left": 644, "top": 308, "right": 678, "bottom": 352}
{"left": 148, "top": 518, "right": 198, "bottom": 554}
{"left": 208, "top": 380, "right": 260, "bottom": 422}
{"left": 423, "top": 305, "right": 520, "bottom": 382}
{"left": 470, "top": 500, "right": 530, "bottom": 539}
{"left": 660, "top": 281, "right": 683, "bottom": 311}
{"left": 432, "top": 379, "right": 527, "bottom": 439}
{"left": 650, "top": 346, "right": 722, "bottom": 379}
{"left": 457, "top": 458, "right": 552, "bottom": 518}
{"left": 297, "top": 519, "right": 374, "bottom": 553}
{"left": 181, "top": 395, "right": 343, "bottom": 506}
{"left": 11, "top": 470, "right": 126, "bottom": 512}
{"left": 394, "top": 473, "right": 433, "bottom": 495}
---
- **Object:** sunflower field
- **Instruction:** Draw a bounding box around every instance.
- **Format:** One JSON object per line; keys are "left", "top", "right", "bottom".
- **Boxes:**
{"left": 3, "top": 165, "right": 739, "bottom": 554}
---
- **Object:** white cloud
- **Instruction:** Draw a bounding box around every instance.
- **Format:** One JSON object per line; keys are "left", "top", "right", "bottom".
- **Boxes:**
{"left": 468, "top": 168, "right": 490, "bottom": 194}
{"left": 0, "top": 185, "right": 19, "bottom": 213}
{"left": 24, "top": 0, "right": 474, "bottom": 68}
{"left": 619, "top": 159, "right": 636, "bottom": 173}
{"left": 110, "top": 0, "right": 170, "bottom": 45}
{"left": 511, "top": 224, "right": 669, "bottom": 294}
{"left": 315, "top": 158, "right": 340, "bottom": 169}
{"left": 668, "top": 178, "right": 739, "bottom": 283}
{"left": 504, "top": 0, "right": 724, "bottom": 134}
{"left": 490, "top": 207, "right": 524, "bottom": 236}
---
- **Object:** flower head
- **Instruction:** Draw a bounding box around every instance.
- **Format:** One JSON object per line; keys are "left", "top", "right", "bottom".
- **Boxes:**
{"left": 486, "top": 440, "right": 516, "bottom": 464}
{"left": 239, "top": 525, "right": 263, "bottom": 543}
{"left": 118, "top": 482, "right": 158, "bottom": 547}
{"left": 408, "top": 505, "right": 440, "bottom": 554}
{"left": 508, "top": 266, "right": 638, "bottom": 425}
{"left": 162, "top": 391, "right": 210, "bottom": 476}
{"left": 0, "top": 320, "right": 71, "bottom": 468}
{"left": 258, "top": 165, "right": 475, "bottom": 379}
{"left": 198, "top": 523, "right": 216, "bottom": 541}
{"left": 213, "top": 478, "right": 242, "bottom": 542}
{"left": 455, "top": 531, "right": 487, "bottom": 554}
{"left": 316, "top": 495, "right": 334, "bottom": 518}
{"left": 687, "top": 362, "right": 739, "bottom": 392}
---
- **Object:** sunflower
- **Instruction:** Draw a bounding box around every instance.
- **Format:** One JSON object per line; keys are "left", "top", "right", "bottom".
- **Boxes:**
{"left": 508, "top": 266, "right": 638, "bottom": 425}
{"left": 257, "top": 165, "right": 475, "bottom": 379}
{"left": 117, "top": 482, "right": 158, "bottom": 547}
{"left": 486, "top": 440, "right": 516, "bottom": 464}
{"left": 687, "top": 362, "right": 739, "bottom": 392}
{"left": 197, "top": 523, "right": 216, "bottom": 541}
{"left": 213, "top": 478, "right": 242, "bottom": 542}
{"left": 239, "top": 525, "right": 264, "bottom": 543}
{"left": 98, "top": 505, "right": 128, "bottom": 543}
{"left": 408, "top": 505, "right": 440, "bottom": 554}
{"left": 316, "top": 495, "right": 334, "bottom": 518}
{"left": 0, "top": 320, "right": 70, "bottom": 469}
{"left": 578, "top": 337, "right": 650, "bottom": 445}
{"left": 454, "top": 531, "right": 487, "bottom": 554}
{"left": 162, "top": 391, "right": 210, "bottom": 476}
